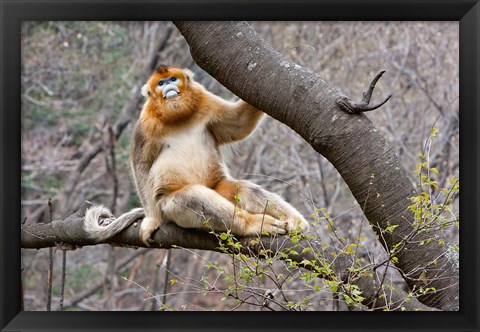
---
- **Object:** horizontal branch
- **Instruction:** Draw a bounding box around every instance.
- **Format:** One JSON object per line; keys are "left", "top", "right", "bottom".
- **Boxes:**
{"left": 21, "top": 201, "right": 437, "bottom": 311}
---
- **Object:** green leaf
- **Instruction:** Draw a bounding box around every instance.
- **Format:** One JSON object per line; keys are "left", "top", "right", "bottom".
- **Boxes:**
{"left": 385, "top": 225, "right": 399, "bottom": 233}
{"left": 346, "top": 243, "right": 357, "bottom": 254}
{"left": 430, "top": 167, "right": 440, "bottom": 175}
{"left": 219, "top": 233, "right": 229, "bottom": 241}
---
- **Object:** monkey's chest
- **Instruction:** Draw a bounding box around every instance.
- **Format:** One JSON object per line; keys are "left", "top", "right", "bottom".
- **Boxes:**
{"left": 151, "top": 126, "right": 224, "bottom": 184}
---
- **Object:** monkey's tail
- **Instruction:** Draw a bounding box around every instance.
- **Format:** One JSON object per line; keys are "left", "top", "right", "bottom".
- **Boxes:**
{"left": 84, "top": 205, "right": 145, "bottom": 241}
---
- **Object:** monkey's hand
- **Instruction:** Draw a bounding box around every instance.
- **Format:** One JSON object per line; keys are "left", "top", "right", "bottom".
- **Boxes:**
{"left": 139, "top": 216, "right": 161, "bottom": 246}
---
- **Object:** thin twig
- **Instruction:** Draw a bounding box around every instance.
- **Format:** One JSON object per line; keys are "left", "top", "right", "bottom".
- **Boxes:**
{"left": 160, "top": 249, "right": 172, "bottom": 310}
{"left": 59, "top": 249, "right": 66, "bottom": 311}
{"left": 149, "top": 250, "right": 167, "bottom": 311}
{"left": 46, "top": 199, "right": 54, "bottom": 311}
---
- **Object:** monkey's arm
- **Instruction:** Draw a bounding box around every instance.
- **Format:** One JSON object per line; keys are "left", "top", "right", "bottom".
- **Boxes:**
{"left": 130, "top": 120, "right": 167, "bottom": 244}
{"left": 130, "top": 121, "right": 163, "bottom": 212}
{"left": 205, "top": 95, "right": 264, "bottom": 144}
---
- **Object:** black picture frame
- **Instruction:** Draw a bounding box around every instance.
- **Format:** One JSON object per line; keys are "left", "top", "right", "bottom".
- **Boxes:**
{"left": 1, "top": 0, "right": 478, "bottom": 331}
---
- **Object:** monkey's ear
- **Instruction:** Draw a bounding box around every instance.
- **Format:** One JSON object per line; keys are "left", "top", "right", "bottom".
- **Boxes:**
{"left": 184, "top": 69, "right": 195, "bottom": 82}
{"left": 141, "top": 84, "right": 151, "bottom": 97}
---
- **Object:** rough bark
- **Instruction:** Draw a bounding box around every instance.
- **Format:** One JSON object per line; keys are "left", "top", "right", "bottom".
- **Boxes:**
{"left": 172, "top": 21, "right": 458, "bottom": 310}
{"left": 21, "top": 201, "right": 437, "bottom": 311}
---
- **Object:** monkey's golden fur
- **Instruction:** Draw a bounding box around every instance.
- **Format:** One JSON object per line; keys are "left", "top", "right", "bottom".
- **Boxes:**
{"left": 86, "top": 65, "right": 309, "bottom": 244}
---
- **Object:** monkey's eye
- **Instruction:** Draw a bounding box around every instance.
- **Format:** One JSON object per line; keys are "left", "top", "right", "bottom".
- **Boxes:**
{"left": 158, "top": 81, "right": 165, "bottom": 87}
{"left": 170, "top": 76, "right": 177, "bottom": 82}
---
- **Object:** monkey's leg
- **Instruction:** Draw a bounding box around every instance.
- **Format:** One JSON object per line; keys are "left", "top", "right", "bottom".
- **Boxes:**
{"left": 214, "top": 179, "right": 310, "bottom": 233}
{"left": 161, "top": 184, "right": 290, "bottom": 236}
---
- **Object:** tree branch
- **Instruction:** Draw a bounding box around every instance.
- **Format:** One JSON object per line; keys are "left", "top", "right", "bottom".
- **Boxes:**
{"left": 173, "top": 21, "right": 458, "bottom": 310}
{"left": 21, "top": 202, "right": 437, "bottom": 311}
{"left": 336, "top": 71, "right": 392, "bottom": 113}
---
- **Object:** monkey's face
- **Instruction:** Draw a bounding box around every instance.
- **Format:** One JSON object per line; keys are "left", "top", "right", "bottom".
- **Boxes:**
{"left": 141, "top": 66, "right": 194, "bottom": 105}
{"left": 157, "top": 75, "right": 181, "bottom": 99}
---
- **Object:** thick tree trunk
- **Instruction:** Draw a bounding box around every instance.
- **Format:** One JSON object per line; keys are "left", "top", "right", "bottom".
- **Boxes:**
{"left": 173, "top": 21, "right": 458, "bottom": 310}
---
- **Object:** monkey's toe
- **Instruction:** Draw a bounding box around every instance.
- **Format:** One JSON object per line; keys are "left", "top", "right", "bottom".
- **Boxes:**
{"left": 286, "top": 218, "right": 310, "bottom": 234}
{"left": 139, "top": 217, "right": 160, "bottom": 246}
{"left": 139, "top": 230, "right": 153, "bottom": 246}
{"left": 262, "top": 218, "right": 288, "bottom": 236}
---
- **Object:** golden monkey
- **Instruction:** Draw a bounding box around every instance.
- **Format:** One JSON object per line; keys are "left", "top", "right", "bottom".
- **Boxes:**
{"left": 85, "top": 65, "right": 309, "bottom": 244}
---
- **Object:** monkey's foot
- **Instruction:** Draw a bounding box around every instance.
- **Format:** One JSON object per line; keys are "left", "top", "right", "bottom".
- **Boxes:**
{"left": 287, "top": 217, "right": 310, "bottom": 234}
{"left": 243, "top": 214, "right": 290, "bottom": 236}
{"left": 139, "top": 217, "right": 160, "bottom": 246}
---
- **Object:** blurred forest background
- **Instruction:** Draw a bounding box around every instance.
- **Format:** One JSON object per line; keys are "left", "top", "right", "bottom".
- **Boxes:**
{"left": 21, "top": 21, "right": 459, "bottom": 311}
